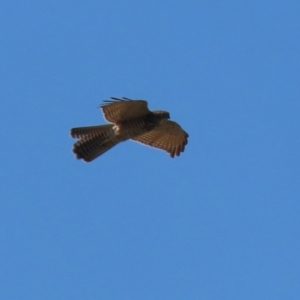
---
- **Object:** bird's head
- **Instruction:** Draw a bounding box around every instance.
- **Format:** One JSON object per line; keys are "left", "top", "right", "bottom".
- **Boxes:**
{"left": 152, "top": 110, "right": 170, "bottom": 120}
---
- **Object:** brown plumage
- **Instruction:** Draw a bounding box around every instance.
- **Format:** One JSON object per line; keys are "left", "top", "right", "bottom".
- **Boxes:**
{"left": 70, "top": 97, "right": 189, "bottom": 162}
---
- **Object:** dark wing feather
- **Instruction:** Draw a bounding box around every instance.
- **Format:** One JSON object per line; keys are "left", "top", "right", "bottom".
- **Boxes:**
{"left": 131, "top": 120, "right": 189, "bottom": 157}
{"left": 101, "top": 97, "right": 150, "bottom": 123}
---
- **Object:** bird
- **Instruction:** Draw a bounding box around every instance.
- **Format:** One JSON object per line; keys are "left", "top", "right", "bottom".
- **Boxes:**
{"left": 70, "top": 97, "right": 189, "bottom": 162}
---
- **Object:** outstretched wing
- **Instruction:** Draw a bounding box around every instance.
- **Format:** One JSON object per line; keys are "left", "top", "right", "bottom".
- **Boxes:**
{"left": 131, "top": 120, "right": 189, "bottom": 158}
{"left": 101, "top": 97, "right": 150, "bottom": 123}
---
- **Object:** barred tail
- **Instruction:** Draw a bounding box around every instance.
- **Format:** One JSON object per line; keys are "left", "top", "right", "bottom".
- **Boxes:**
{"left": 70, "top": 124, "right": 119, "bottom": 162}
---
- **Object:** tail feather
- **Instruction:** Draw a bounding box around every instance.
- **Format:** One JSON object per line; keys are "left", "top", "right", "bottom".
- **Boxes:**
{"left": 71, "top": 124, "right": 119, "bottom": 162}
{"left": 70, "top": 124, "right": 113, "bottom": 138}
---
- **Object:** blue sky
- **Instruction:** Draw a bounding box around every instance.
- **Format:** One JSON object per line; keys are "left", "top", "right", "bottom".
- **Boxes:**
{"left": 1, "top": 1, "right": 299, "bottom": 299}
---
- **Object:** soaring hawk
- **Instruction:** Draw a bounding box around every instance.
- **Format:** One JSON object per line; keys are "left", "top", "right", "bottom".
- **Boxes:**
{"left": 70, "top": 97, "right": 189, "bottom": 162}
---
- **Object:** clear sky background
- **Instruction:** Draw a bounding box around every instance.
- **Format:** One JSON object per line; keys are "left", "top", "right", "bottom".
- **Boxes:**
{"left": 1, "top": 1, "right": 299, "bottom": 299}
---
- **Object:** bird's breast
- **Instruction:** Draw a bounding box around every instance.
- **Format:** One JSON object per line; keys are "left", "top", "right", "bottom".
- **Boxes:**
{"left": 115, "top": 118, "right": 154, "bottom": 138}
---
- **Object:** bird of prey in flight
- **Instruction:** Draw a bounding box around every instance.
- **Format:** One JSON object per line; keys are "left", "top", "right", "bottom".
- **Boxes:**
{"left": 70, "top": 97, "right": 189, "bottom": 162}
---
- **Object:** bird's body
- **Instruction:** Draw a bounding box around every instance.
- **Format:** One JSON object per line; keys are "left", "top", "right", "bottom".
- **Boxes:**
{"left": 70, "top": 97, "right": 188, "bottom": 162}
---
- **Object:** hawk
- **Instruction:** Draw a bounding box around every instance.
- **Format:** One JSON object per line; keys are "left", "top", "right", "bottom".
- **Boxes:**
{"left": 70, "top": 97, "right": 189, "bottom": 162}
